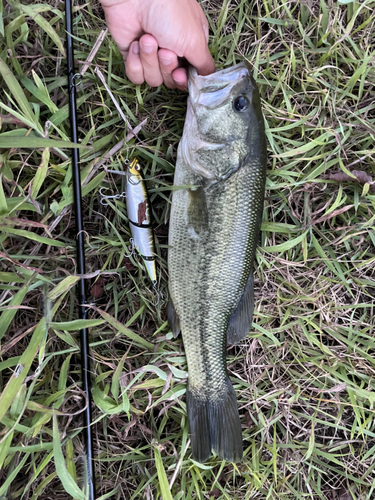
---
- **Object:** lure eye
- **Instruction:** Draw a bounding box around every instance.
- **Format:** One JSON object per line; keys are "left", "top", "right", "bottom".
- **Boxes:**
{"left": 135, "top": 164, "right": 141, "bottom": 171}
{"left": 233, "top": 96, "right": 248, "bottom": 112}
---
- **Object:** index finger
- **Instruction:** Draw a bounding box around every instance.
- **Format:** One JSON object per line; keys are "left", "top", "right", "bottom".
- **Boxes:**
{"left": 100, "top": 1, "right": 143, "bottom": 61}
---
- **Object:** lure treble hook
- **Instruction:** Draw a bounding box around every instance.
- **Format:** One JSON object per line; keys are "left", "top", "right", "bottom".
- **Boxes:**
{"left": 99, "top": 187, "right": 127, "bottom": 206}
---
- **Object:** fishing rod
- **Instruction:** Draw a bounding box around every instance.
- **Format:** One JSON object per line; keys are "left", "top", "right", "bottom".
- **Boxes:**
{"left": 65, "top": 0, "right": 96, "bottom": 497}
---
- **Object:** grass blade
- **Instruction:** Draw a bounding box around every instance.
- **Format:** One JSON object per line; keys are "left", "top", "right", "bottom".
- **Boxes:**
{"left": 52, "top": 412, "right": 86, "bottom": 500}
{"left": 153, "top": 445, "right": 173, "bottom": 500}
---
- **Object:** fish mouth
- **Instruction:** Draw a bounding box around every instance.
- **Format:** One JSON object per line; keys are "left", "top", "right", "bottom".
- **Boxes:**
{"left": 188, "top": 62, "right": 252, "bottom": 108}
{"left": 189, "top": 62, "right": 250, "bottom": 87}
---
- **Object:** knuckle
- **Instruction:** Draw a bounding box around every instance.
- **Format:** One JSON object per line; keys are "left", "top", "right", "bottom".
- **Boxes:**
{"left": 146, "top": 77, "right": 163, "bottom": 88}
{"left": 125, "top": 65, "right": 144, "bottom": 85}
{"left": 141, "top": 57, "right": 155, "bottom": 69}
{"left": 128, "top": 75, "right": 144, "bottom": 85}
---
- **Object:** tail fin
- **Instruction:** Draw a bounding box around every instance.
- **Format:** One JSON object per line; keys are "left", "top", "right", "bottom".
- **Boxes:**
{"left": 186, "top": 378, "right": 243, "bottom": 463}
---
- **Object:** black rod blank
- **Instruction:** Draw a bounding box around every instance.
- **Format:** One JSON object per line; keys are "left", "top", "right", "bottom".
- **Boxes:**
{"left": 65, "top": 1, "right": 96, "bottom": 498}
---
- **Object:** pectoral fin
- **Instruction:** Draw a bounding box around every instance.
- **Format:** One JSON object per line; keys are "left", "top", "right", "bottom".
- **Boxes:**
{"left": 167, "top": 296, "right": 181, "bottom": 338}
{"left": 187, "top": 187, "right": 208, "bottom": 235}
{"left": 227, "top": 273, "right": 254, "bottom": 345}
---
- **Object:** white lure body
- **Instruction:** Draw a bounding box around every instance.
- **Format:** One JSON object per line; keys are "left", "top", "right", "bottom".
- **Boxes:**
{"left": 125, "top": 159, "right": 156, "bottom": 283}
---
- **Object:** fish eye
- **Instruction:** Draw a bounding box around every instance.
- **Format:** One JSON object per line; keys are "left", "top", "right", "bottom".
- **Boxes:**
{"left": 233, "top": 96, "right": 248, "bottom": 112}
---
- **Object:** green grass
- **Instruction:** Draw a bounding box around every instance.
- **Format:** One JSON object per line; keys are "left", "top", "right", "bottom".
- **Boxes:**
{"left": 1, "top": 0, "right": 375, "bottom": 498}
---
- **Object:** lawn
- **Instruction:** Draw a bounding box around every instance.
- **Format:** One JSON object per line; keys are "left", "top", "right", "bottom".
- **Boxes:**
{"left": 0, "top": 0, "right": 375, "bottom": 499}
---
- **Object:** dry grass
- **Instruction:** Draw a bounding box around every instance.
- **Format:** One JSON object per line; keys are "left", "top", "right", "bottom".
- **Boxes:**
{"left": 0, "top": 0, "right": 375, "bottom": 499}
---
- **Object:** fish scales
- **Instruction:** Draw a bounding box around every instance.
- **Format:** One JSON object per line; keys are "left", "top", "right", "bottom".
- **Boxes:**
{"left": 168, "top": 62, "right": 267, "bottom": 463}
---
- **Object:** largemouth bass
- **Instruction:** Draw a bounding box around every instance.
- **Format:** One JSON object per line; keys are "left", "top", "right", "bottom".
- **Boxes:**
{"left": 167, "top": 62, "right": 267, "bottom": 463}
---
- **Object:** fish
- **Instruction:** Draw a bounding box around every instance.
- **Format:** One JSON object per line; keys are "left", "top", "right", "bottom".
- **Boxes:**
{"left": 125, "top": 158, "right": 157, "bottom": 283}
{"left": 167, "top": 62, "right": 267, "bottom": 463}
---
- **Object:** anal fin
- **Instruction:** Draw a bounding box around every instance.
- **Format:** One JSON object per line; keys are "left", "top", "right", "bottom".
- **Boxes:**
{"left": 227, "top": 272, "right": 254, "bottom": 345}
{"left": 167, "top": 296, "right": 181, "bottom": 338}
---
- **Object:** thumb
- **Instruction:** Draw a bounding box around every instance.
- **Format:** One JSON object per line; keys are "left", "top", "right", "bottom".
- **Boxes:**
{"left": 184, "top": 30, "right": 215, "bottom": 76}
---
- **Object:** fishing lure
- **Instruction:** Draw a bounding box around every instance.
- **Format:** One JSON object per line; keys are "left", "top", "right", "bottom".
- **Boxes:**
{"left": 125, "top": 158, "right": 157, "bottom": 284}
{"left": 101, "top": 158, "right": 157, "bottom": 285}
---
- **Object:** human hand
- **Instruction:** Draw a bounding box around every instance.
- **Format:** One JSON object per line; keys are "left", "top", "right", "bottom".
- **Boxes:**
{"left": 99, "top": 0, "right": 215, "bottom": 90}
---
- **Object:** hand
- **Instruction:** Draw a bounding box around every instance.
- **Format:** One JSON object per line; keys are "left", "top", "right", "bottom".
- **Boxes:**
{"left": 99, "top": 0, "right": 215, "bottom": 90}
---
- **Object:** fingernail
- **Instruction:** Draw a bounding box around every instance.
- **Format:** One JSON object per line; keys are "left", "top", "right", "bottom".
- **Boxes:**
{"left": 141, "top": 42, "right": 154, "bottom": 54}
{"left": 159, "top": 55, "right": 171, "bottom": 66}
{"left": 132, "top": 42, "right": 139, "bottom": 55}
{"left": 173, "top": 76, "right": 185, "bottom": 85}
